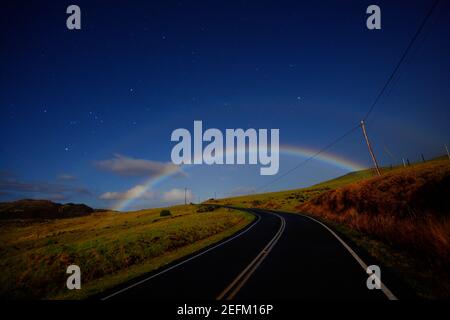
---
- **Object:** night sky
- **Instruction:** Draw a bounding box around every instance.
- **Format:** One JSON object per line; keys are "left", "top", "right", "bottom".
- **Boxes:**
{"left": 1, "top": 1, "right": 449, "bottom": 210}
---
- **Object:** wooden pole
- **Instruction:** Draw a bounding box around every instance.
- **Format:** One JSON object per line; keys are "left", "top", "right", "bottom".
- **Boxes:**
{"left": 361, "top": 120, "right": 381, "bottom": 176}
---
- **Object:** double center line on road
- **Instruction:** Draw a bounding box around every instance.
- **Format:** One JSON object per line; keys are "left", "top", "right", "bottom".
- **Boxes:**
{"left": 217, "top": 211, "right": 286, "bottom": 300}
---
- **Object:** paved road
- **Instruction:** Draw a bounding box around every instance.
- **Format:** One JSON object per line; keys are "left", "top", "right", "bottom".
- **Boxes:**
{"left": 100, "top": 208, "right": 395, "bottom": 300}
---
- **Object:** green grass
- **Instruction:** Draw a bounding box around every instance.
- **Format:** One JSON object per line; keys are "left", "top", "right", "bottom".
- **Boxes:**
{"left": 0, "top": 205, "right": 254, "bottom": 300}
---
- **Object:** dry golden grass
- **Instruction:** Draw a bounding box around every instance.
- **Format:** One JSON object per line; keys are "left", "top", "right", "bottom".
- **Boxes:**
{"left": 299, "top": 161, "right": 450, "bottom": 267}
{"left": 299, "top": 160, "right": 450, "bottom": 297}
{"left": 207, "top": 167, "right": 380, "bottom": 211}
{"left": 0, "top": 205, "right": 253, "bottom": 299}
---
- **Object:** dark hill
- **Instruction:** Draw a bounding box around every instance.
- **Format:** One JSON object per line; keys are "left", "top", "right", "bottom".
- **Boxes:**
{"left": 0, "top": 199, "right": 94, "bottom": 220}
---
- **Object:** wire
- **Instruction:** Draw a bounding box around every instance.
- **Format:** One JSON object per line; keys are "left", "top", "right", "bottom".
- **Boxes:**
{"left": 254, "top": 1, "right": 440, "bottom": 193}
{"left": 255, "top": 123, "right": 361, "bottom": 192}
{"left": 363, "top": 0, "right": 440, "bottom": 121}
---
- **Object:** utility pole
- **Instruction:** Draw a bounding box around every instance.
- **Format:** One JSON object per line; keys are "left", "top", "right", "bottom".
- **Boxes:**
{"left": 446, "top": 145, "right": 450, "bottom": 160}
{"left": 360, "top": 120, "right": 381, "bottom": 176}
{"left": 184, "top": 187, "right": 187, "bottom": 205}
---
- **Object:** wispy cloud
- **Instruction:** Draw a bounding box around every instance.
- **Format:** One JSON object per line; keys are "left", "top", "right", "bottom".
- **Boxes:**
{"left": 99, "top": 186, "right": 192, "bottom": 203}
{"left": 227, "top": 186, "right": 256, "bottom": 196}
{"left": 57, "top": 174, "right": 77, "bottom": 181}
{"left": 161, "top": 188, "right": 193, "bottom": 202}
{"left": 100, "top": 185, "right": 156, "bottom": 201}
{"left": 95, "top": 154, "right": 185, "bottom": 178}
{"left": 0, "top": 174, "right": 92, "bottom": 202}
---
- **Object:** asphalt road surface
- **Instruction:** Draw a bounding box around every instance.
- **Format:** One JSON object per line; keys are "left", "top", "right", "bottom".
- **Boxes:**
{"left": 100, "top": 208, "right": 396, "bottom": 300}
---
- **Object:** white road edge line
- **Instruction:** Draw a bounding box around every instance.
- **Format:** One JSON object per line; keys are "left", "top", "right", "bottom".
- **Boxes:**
{"left": 101, "top": 211, "right": 261, "bottom": 300}
{"left": 299, "top": 213, "right": 398, "bottom": 300}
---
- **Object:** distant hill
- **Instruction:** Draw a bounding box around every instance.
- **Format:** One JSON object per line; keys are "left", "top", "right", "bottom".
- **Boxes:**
{"left": 0, "top": 199, "right": 94, "bottom": 220}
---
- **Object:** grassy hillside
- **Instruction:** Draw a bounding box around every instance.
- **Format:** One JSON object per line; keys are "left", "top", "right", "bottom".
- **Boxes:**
{"left": 209, "top": 159, "right": 448, "bottom": 212}
{"left": 208, "top": 167, "right": 381, "bottom": 211}
{"left": 0, "top": 204, "right": 253, "bottom": 299}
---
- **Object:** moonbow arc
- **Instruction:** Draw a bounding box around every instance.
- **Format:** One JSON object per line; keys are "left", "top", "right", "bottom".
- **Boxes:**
{"left": 170, "top": 121, "right": 280, "bottom": 175}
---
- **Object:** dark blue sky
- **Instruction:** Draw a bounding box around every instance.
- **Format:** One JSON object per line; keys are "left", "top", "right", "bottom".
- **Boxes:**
{"left": 1, "top": 1, "right": 449, "bottom": 210}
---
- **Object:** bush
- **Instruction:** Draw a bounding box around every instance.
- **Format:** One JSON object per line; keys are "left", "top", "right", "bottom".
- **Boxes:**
{"left": 251, "top": 200, "right": 262, "bottom": 207}
{"left": 197, "top": 205, "right": 217, "bottom": 213}
{"left": 160, "top": 210, "right": 172, "bottom": 217}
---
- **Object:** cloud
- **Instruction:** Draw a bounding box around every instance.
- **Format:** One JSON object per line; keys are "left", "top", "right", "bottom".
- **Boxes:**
{"left": 0, "top": 174, "right": 93, "bottom": 201}
{"left": 46, "top": 193, "right": 70, "bottom": 201}
{"left": 0, "top": 170, "right": 14, "bottom": 179}
{"left": 227, "top": 186, "right": 256, "bottom": 196}
{"left": 161, "top": 188, "right": 193, "bottom": 202}
{"left": 99, "top": 186, "right": 192, "bottom": 204}
{"left": 57, "top": 174, "right": 77, "bottom": 181}
{"left": 95, "top": 154, "right": 185, "bottom": 178}
{"left": 100, "top": 185, "right": 156, "bottom": 201}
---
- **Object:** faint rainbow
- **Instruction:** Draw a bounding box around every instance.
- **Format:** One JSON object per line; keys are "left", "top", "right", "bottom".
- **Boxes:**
{"left": 112, "top": 144, "right": 365, "bottom": 211}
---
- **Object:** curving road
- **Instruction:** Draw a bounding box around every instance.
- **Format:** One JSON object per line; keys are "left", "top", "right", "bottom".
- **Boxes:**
{"left": 100, "top": 208, "right": 396, "bottom": 300}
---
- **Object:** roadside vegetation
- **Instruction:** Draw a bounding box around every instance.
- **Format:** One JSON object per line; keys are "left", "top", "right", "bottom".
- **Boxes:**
{"left": 0, "top": 205, "right": 253, "bottom": 299}
{"left": 209, "top": 158, "right": 450, "bottom": 298}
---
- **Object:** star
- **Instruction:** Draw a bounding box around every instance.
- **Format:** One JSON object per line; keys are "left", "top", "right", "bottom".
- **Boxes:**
{"left": 64, "top": 147, "right": 70, "bottom": 152}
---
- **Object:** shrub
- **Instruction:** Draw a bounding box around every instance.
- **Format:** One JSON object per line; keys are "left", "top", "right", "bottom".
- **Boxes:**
{"left": 197, "top": 205, "right": 217, "bottom": 213}
{"left": 160, "top": 210, "right": 172, "bottom": 217}
{"left": 251, "top": 200, "right": 262, "bottom": 207}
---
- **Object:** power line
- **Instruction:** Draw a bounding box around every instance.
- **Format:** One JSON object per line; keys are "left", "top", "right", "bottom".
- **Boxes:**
{"left": 254, "top": 1, "right": 440, "bottom": 193}
{"left": 255, "top": 123, "right": 361, "bottom": 192}
{"left": 363, "top": 0, "right": 440, "bottom": 121}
